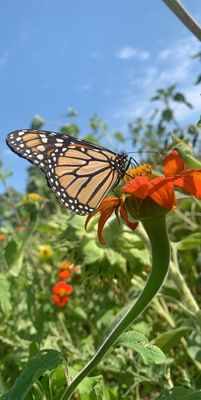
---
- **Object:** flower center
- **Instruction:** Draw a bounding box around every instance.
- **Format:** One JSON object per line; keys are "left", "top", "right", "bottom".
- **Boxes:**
{"left": 124, "top": 163, "right": 152, "bottom": 182}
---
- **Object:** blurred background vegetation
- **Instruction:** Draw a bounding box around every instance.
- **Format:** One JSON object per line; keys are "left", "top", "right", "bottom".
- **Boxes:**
{"left": 0, "top": 49, "right": 201, "bottom": 400}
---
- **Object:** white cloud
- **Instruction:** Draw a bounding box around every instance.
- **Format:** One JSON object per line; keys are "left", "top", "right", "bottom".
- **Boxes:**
{"left": 112, "top": 36, "right": 201, "bottom": 128}
{"left": 158, "top": 49, "right": 171, "bottom": 60}
{"left": 139, "top": 51, "right": 150, "bottom": 60}
{"left": 116, "top": 46, "right": 136, "bottom": 60}
{"left": 116, "top": 46, "right": 150, "bottom": 61}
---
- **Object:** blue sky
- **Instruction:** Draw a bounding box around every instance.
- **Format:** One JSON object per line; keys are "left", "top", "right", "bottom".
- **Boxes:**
{"left": 0, "top": 0, "right": 201, "bottom": 192}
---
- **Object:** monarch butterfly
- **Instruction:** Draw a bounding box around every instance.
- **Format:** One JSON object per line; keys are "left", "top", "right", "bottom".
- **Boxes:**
{"left": 6, "top": 129, "right": 131, "bottom": 215}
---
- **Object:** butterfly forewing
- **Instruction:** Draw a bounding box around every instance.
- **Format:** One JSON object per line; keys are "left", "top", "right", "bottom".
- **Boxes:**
{"left": 6, "top": 129, "right": 129, "bottom": 215}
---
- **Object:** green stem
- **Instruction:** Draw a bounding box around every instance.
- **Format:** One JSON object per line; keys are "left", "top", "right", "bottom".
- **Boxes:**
{"left": 61, "top": 215, "right": 170, "bottom": 400}
{"left": 171, "top": 243, "right": 200, "bottom": 314}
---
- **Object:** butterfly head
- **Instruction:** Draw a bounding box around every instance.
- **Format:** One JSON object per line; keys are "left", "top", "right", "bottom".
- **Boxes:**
{"left": 115, "top": 152, "right": 130, "bottom": 178}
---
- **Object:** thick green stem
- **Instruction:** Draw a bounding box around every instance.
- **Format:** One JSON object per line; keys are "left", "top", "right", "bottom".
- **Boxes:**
{"left": 61, "top": 215, "right": 170, "bottom": 400}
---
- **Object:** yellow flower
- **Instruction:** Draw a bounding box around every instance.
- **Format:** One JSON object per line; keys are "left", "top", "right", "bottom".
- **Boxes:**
{"left": 23, "top": 193, "right": 45, "bottom": 203}
{"left": 38, "top": 245, "right": 53, "bottom": 260}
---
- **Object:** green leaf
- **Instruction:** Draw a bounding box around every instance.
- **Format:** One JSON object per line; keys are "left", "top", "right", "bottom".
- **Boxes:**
{"left": 50, "top": 365, "right": 66, "bottom": 398}
{"left": 30, "top": 115, "right": 45, "bottom": 130}
{"left": 78, "top": 375, "right": 105, "bottom": 400}
{"left": 105, "top": 249, "right": 126, "bottom": 273}
{"left": 173, "top": 92, "right": 186, "bottom": 103}
{"left": 0, "top": 349, "right": 62, "bottom": 400}
{"left": 0, "top": 274, "right": 12, "bottom": 315}
{"left": 116, "top": 331, "right": 166, "bottom": 365}
{"left": 156, "top": 386, "right": 201, "bottom": 400}
{"left": 60, "top": 123, "right": 80, "bottom": 137}
{"left": 176, "top": 232, "right": 201, "bottom": 250}
{"left": 114, "top": 131, "right": 125, "bottom": 143}
{"left": 153, "top": 327, "right": 189, "bottom": 352}
{"left": 162, "top": 108, "right": 173, "bottom": 122}
{"left": 4, "top": 239, "right": 19, "bottom": 265}
{"left": 195, "top": 74, "right": 201, "bottom": 85}
{"left": 82, "top": 240, "right": 104, "bottom": 264}
{"left": 196, "top": 115, "right": 201, "bottom": 128}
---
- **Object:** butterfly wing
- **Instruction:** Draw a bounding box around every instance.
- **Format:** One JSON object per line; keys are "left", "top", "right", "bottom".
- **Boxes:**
{"left": 6, "top": 129, "right": 127, "bottom": 215}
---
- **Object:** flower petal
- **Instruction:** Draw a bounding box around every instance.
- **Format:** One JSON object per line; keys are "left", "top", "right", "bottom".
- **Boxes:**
{"left": 85, "top": 197, "right": 121, "bottom": 245}
{"left": 122, "top": 176, "right": 150, "bottom": 199}
{"left": 148, "top": 177, "right": 176, "bottom": 209}
{"left": 120, "top": 202, "right": 138, "bottom": 230}
{"left": 172, "top": 170, "right": 201, "bottom": 198}
{"left": 164, "top": 150, "right": 186, "bottom": 177}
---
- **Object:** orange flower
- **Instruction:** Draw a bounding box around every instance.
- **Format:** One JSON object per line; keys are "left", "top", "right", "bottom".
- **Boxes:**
{"left": 86, "top": 152, "right": 201, "bottom": 244}
{"left": 52, "top": 295, "right": 70, "bottom": 308}
{"left": 59, "top": 261, "right": 72, "bottom": 270}
{"left": 15, "top": 226, "right": 26, "bottom": 232}
{"left": 58, "top": 269, "right": 71, "bottom": 280}
{"left": 123, "top": 151, "right": 201, "bottom": 209}
{"left": 0, "top": 233, "right": 7, "bottom": 242}
{"left": 52, "top": 281, "right": 74, "bottom": 308}
{"left": 85, "top": 196, "right": 138, "bottom": 245}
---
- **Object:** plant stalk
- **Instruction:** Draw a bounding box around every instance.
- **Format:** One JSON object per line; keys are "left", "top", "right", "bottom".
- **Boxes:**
{"left": 61, "top": 215, "right": 170, "bottom": 400}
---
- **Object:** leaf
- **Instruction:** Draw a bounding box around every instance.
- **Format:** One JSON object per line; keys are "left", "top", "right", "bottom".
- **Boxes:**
{"left": 153, "top": 327, "right": 190, "bottom": 352}
{"left": 162, "top": 108, "right": 173, "bottom": 122}
{"left": 196, "top": 116, "right": 201, "bottom": 128}
{"left": 0, "top": 349, "right": 62, "bottom": 400}
{"left": 105, "top": 249, "right": 126, "bottom": 273}
{"left": 60, "top": 123, "right": 80, "bottom": 137}
{"left": 114, "top": 132, "right": 125, "bottom": 143}
{"left": 177, "top": 232, "right": 201, "bottom": 251}
{"left": 173, "top": 92, "right": 186, "bottom": 103}
{"left": 173, "top": 93, "right": 192, "bottom": 108}
{"left": 4, "top": 239, "right": 19, "bottom": 265}
{"left": 116, "top": 331, "right": 166, "bottom": 365}
{"left": 195, "top": 74, "right": 201, "bottom": 85}
{"left": 155, "top": 386, "right": 201, "bottom": 400}
{"left": 82, "top": 240, "right": 104, "bottom": 264}
{"left": 30, "top": 115, "right": 45, "bottom": 130}
{"left": 78, "top": 375, "right": 105, "bottom": 400}
{"left": 0, "top": 274, "right": 12, "bottom": 315}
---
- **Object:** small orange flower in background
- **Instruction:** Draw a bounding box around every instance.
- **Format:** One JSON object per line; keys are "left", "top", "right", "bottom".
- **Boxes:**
{"left": 58, "top": 269, "right": 71, "bottom": 280}
{"left": 0, "top": 233, "right": 7, "bottom": 243}
{"left": 15, "top": 225, "right": 26, "bottom": 232}
{"left": 52, "top": 281, "right": 74, "bottom": 308}
{"left": 59, "top": 260, "right": 79, "bottom": 277}
{"left": 86, "top": 151, "right": 201, "bottom": 244}
{"left": 38, "top": 245, "right": 53, "bottom": 260}
{"left": 59, "top": 261, "right": 71, "bottom": 270}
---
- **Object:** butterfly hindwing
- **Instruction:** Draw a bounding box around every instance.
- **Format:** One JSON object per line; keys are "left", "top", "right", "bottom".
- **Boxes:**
{"left": 6, "top": 129, "right": 129, "bottom": 215}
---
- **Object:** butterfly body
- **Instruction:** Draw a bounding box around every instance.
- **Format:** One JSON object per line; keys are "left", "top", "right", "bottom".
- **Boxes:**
{"left": 6, "top": 129, "right": 130, "bottom": 215}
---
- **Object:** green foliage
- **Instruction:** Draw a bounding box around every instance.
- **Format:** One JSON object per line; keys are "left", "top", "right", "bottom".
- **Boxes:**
{"left": 116, "top": 330, "right": 166, "bottom": 365}
{"left": 0, "top": 349, "right": 62, "bottom": 400}
{"left": 0, "top": 53, "right": 201, "bottom": 399}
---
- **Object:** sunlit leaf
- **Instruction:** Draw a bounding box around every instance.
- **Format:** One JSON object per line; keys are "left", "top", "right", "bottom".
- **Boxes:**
{"left": 78, "top": 375, "right": 105, "bottom": 400}
{"left": 116, "top": 331, "right": 166, "bottom": 365}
